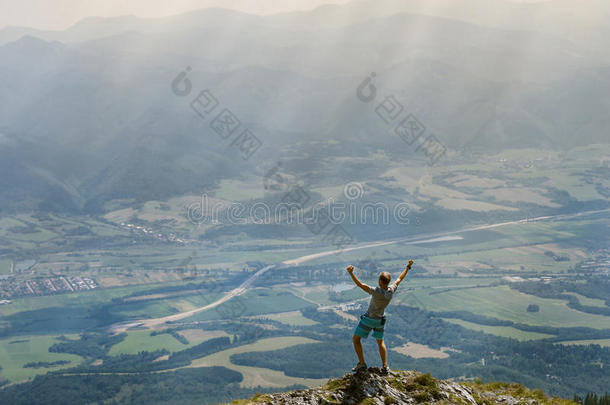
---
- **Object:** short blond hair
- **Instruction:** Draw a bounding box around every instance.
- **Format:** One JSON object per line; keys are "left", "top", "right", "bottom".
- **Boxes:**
{"left": 379, "top": 272, "right": 391, "bottom": 285}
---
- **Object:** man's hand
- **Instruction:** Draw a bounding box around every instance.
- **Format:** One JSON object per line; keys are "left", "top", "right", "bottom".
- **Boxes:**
{"left": 346, "top": 265, "right": 370, "bottom": 293}
{"left": 394, "top": 259, "right": 414, "bottom": 288}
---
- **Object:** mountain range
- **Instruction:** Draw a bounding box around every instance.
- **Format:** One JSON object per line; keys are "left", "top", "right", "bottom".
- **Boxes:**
{"left": 1, "top": 0, "right": 609, "bottom": 212}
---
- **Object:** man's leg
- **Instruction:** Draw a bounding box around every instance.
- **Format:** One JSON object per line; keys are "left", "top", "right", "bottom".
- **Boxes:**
{"left": 376, "top": 339, "right": 388, "bottom": 367}
{"left": 352, "top": 335, "right": 365, "bottom": 365}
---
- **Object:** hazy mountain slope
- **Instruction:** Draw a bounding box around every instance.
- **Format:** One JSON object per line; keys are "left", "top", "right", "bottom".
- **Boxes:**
{"left": 277, "top": 0, "right": 610, "bottom": 53}
{"left": 0, "top": 2, "right": 608, "bottom": 212}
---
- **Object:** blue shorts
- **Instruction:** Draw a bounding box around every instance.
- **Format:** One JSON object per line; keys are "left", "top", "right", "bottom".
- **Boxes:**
{"left": 354, "top": 314, "right": 385, "bottom": 340}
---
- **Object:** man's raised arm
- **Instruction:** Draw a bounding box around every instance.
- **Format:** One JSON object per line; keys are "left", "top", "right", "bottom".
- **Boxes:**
{"left": 346, "top": 265, "right": 371, "bottom": 294}
{"left": 393, "top": 259, "right": 414, "bottom": 288}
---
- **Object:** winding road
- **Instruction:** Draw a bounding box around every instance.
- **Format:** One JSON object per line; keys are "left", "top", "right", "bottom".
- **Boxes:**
{"left": 111, "top": 208, "right": 609, "bottom": 332}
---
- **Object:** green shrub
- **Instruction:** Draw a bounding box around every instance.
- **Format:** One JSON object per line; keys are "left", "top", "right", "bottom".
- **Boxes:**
{"left": 413, "top": 392, "right": 431, "bottom": 403}
{"left": 384, "top": 396, "right": 397, "bottom": 404}
{"left": 414, "top": 373, "right": 437, "bottom": 388}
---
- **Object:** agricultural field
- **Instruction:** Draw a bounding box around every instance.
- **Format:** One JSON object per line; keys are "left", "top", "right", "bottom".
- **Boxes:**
{"left": 109, "top": 291, "right": 227, "bottom": 319}
{"left": 212, "top": 179, "right": 267, "bottom": 201}
{"left": 249, "top": 311, "right": 318, "bottom": 326}
{"left": 565, "top": 293, "right": 608, "bottom": 308}
{"left": 186, "top": 336, "right": 325, "bottom": 388}
{"left": 440, "top": 318, "right": 555, "bottom": 341}
{"left": 0, "top": 335, "right": 82, "bottom": 382}
{"left": 108, "top": 330, "right": 229, "bottom": 356}
{"left": 184, "top": 288, "right": 313, "bottom": 322}
{"left": 391, "top": 342, "right": 456, "bottom": 359}
{"left": 0, "top": 259, "right": 11, "bottom": 275}
{"left": 284, "top": 284, "right": 336, "bottom": 306}
{"left": 425, "top": 244, "right": 577, "bottom": 274}
{"left": 397, "top": 285, "right": 610, "bottom": 329}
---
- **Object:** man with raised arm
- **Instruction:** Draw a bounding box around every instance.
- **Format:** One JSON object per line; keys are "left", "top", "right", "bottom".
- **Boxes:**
{"left": 346, "top": 259, "right": 414, "bottom": 374}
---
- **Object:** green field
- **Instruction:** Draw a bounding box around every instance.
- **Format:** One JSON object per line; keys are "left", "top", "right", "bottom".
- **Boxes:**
{"left": 251, "top": 310, "right": 318, "bottom": 326}
{"left": 109, "top": 300, "right": 183, "bottom": 320}
{"left": 0, "top": 259, "right": 11, "bottom": 275}
{"left": 525, "top": 168, "right": 607, "bottom": 201}
{"left": 399, "top": 277, "right": 500, "bottom": 289}
{"left": 0, "top": 335, "right": 82, "bottom": 382}
{"left": 398, "top": 285, "right": 610, "bottom": 329}
{"left": 426, "top": 246, "right": 575, "bottom": 273}
{"left": 110, "top": 291, "right": 236, "bottom": 319}
{"left": 187, "top": 336, "right": 325, "bottom": 388}
{"left": 108, "top": 330, "right": 227, "bottom": 356}
{"left": 285, "top": 284, "right": 335, "bottom": 306}
{"left": 213, "top": 179, "right": 266, "bottom": 201}
{"left": 184, "top": 288, "right": 314, "bottom": 322}
{"left": 567, "top": 293, "right": 608, "bottom": 308}
{"left": 441, "top": 318, "right": 555, "bottom": 341}
{"left": 161, "top": 293, "right": 226, "bottom": 312}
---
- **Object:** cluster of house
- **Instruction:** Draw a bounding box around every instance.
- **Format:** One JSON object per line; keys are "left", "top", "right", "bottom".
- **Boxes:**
{"left": 0, "top": 276, "right": 97, "bottom": 300}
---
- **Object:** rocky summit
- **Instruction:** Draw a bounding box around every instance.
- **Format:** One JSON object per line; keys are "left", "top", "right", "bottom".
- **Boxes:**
{"left": 231, "top": 369, "right": 575, "bottom": 405}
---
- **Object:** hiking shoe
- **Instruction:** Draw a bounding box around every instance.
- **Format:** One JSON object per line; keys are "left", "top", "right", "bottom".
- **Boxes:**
{"left": 380, "top": 366, "right": 390, "bottom": 375}
{"left": 352, "top": 363, "right": 367, "bottom": 372}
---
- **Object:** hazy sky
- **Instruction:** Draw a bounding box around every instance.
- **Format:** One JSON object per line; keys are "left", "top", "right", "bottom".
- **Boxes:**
{"left": 0, "top": 0, "right": 352, "bottom": 30}
{"left": 1, "top": 0, "right": 549, "bottom": 31}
